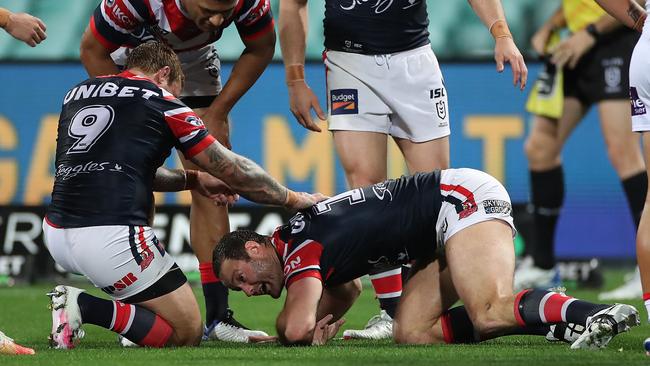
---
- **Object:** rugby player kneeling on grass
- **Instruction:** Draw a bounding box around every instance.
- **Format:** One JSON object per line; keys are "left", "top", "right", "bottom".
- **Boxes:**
{"left": 43, "top": 42, "right": 324, "bottom": 349}
{"left": 214, "top": 168, "right": 639, "bottom": 349}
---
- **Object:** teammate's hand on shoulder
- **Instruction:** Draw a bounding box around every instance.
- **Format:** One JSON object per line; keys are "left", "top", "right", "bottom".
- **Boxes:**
{"left": 284, "top": 191, "right": 329, "bottom": 210}
{"left": 287, "top": 80, "right": 326, "bottom": 132}
{"left": 5, "top": 12, "right": 46, "bottom": 47}
{"left": 549, "top": 30, "right": 595, "bottom": 69}
{"left": 494, "top": 37, "right": 528, "bottom": 91}
{"left": 312, "top": 314, "right": 345, "bottom": 346}
{"left": 194, "top": 172, "right": 239, "bottom": 207}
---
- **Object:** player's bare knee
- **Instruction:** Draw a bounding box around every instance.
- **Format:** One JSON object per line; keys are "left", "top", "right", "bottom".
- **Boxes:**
{"left": 524, "top": 136, "right": 556, "bottom": 166}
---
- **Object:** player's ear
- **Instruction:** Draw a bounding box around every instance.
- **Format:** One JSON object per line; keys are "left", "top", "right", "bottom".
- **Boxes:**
{"left": 244, "top": 240, "right": 262, "bottom": 255}
{"left": 153, "top": 66, "right": 172, "bottom": 85}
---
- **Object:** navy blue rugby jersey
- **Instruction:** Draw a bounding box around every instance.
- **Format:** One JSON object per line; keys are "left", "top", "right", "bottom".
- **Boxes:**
{"left": 90, "top": 0, "right": 274, "bottom": 53}
{"left": 47, "top": 71, "right": 215, "bottom": 228}
{"left": 323, "top": 0, "right": 430, "bottom": 54}
{"left": 272, "top": 171, "right": 442, "bottom": 289}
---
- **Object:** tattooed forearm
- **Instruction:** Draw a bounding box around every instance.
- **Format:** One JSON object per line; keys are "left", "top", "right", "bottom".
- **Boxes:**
{"left": 628, "top": 4, "right": 643, "bottom": 22}
{"left": 153, "top": 167, "right": 186, "bottom": 192}
{"left": 193, "top": 142, "right": 289, "bottom": 206}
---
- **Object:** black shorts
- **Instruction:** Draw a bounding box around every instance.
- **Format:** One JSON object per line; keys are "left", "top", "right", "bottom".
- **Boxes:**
{"left": 180, "top": 95, "right": 216, "bottom": 109}
{"left": 564, "top": 28, "right": 640, "bottom": 105}
{"left": 122, "top": 263, "right": 187, "bottom": 304}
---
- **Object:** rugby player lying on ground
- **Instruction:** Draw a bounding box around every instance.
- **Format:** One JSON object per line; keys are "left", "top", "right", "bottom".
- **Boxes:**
{"left": 44, "top": 42, "right": 323, "bottom": 349}
{"left": 214, "top": 168, "right": 639, "bottom": 348}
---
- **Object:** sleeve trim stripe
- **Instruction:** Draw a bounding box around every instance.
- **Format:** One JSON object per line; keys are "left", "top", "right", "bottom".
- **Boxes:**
{"left": 184, "top": 136, "right": 216, "bottom": 159}
{"left": 284, "top": 265, "right": 321, "bottom": 283}
{"left": 90, "top": 16, "right": 121, "bottom": 51}
{"left": 121, "top": 0, "right": 145, "bottom": 21}
{"left": 237, "top": 0, "right": 261, "bottom": 22}
{"left": 286, "top": 270, "right": 322, "bottom": 288}
{"left": 285, "top": 239, "right": 314, "bottom": 261}
{"left": 163, "top": 107, "right": 193, "bottom": 117}
{"left": 179, "top": 129, "right": 200, "bottom": 144}
{"left": 241, "top": 20, "right": 274, "bottom": 41}
{"left": 100, "top": 3, "right": 130, "bottom": 34}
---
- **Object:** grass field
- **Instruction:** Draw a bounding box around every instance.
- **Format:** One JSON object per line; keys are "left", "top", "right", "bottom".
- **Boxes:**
{"left": 1, "top": 269, "right": 649, "bottom": 366}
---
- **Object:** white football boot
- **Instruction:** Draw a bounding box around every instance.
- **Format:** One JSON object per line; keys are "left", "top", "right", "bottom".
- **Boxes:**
{"left": 514, "top": 257, "right": 560, "bottom": 292}
{"left": 598, "top": 267, "right": 642, "bottom": 301}
{"left": 47, "top": 285, "right": 85, "bottom": 349}
{"left": 343, "top": 310, "right": 393, "bottom": 340}
{"left": 570, "top": 304, "right": 639, "bottom": 350}
{"left": 203, "top": 310, "right": 269, "bottom": 343}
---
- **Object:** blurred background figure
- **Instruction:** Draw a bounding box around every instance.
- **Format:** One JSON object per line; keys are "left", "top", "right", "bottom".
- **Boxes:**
{"left": 0, "top": 7, "right": 46, "bottom": 47}
{"left": 516, "top": 0, "right": 646, "bottom": 301}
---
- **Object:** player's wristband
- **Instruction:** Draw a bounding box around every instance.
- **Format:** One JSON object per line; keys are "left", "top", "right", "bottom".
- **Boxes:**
{"left": 184, "top": 170, "right": 199, "bottom": 190}
{"left": 489, "top": 19, "right": 513, "bottom": 40}
{"left": 633, "top": 13, "right": 647, "bottom": 33}
{"left": 0, "top": 8, "right": 11, "bottom": 29}
{"left": 585, "top": 23, "right": 601, "bottom": 42}
{"left": 285, "top": 64, "right": 305, "bottom": 86}
{"left": 284, "top": 189, "right": 301, "bottom": 209}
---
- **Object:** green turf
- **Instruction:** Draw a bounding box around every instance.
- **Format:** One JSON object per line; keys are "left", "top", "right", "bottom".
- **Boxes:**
{"left": 1, "top": 269, "right": 649, "bottom": 365}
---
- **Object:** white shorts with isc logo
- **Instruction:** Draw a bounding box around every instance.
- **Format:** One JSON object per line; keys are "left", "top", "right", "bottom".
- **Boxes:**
{"left": 324, "top": 44, "right": 450, "bottom": 142}
{"left": 630, "top": 35, "right": 650, "bottom": 132}
{"left": 43, "top": 220, "right": 176, "bottom": 300}
{"left": 436, "top": 168, "right": 516, "bottom": 247}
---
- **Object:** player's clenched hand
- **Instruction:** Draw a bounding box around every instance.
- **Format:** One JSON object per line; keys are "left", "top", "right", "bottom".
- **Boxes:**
{"left": 287, "top": 81, "right": 326, "bottom": 132}
{"left": 494, "top": 37, "right": 528, "bottom": 90}
{"left": 312, "top": 314, "right": 345, "bottom": 346}
{"left": 284, "top": 191, "right": 328, "bottom": 211}
{"left": 549, "top": 30, "right": 595, "bottom": 69}
{"left": 5, "top": 12, "right": 46, "bottom": 47}
{"left": 194, "top": 172, "right": 239, "bottom": 207}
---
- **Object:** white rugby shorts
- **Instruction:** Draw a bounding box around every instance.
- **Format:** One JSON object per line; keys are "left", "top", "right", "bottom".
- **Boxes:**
{"left": 111, "top": 45, "right": 222, "bottom": 97}
{"left": 43, "top": 220, "right": 176, "bottom": 300}
{"left": 436, "top": 168, "right": 516, "bottom": 247}
{"left": 324, "top": 45, "right": 450, "bottom": 142}
{"left": 630, "top": 34, "right": 650, "bottom": 132}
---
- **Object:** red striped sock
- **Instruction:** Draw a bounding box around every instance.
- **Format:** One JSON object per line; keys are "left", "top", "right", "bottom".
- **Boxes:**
{"left": 370, "top": 268, "right": 402, "bottom": 318}
{"left": 110, "top": 301, "right": 172, "bottom": 348}
{"left": 644, "top": 293, "right": 650, "bottom": 323}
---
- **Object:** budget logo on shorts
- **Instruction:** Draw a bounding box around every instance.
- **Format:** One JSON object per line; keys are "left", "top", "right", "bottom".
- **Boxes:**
{"left": 630, "top": 87, "right": 647, "bottom": 116}
{"left": 330, "top": 89, "right": 358, "bottom": 115}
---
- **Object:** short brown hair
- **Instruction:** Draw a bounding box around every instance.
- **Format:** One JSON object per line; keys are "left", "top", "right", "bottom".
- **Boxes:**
{"left": 125, "top": 42, "right": 184, "bottom": 86}
{"left": 213, "top": 230, "right": 272, "bottom": 275}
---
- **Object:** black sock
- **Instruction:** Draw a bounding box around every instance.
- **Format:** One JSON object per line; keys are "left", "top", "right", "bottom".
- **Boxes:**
{"left": 440, "top": 305, "right": 549, "bottom": 343}
{"left": 622, "top": 171, "right": 647, "bottom": 229}
{"left": 529, "top": 167, "right": 564, "bottom": 269}
{"left": 516, "top": 289, "right": 608, "bottom": 326}
{"left": 202, "top": 281, "right": 229, "bottom": 324}
{"left": 77, "top": 292, "right": 173, "bottom": 347}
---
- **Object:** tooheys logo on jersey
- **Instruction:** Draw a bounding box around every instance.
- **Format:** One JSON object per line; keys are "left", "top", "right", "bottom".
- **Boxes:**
{"left": 631, "top": 87, "right": 647, "bottom": 116}
{"left": 330, "top": 89, "right": 358, "bottom": 115}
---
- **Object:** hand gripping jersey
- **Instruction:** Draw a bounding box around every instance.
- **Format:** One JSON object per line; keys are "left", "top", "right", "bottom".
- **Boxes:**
{"left": 46, "top": 72, "right": 215, "bottom": 228}
{"left": 324, "top": 0, "right": 430, "bottom": 54}
{"left": 90, "top": 0, "right": 274, "bottom": 53}
{"left": 272, "top": 171, "right": 442, "bottom": 288}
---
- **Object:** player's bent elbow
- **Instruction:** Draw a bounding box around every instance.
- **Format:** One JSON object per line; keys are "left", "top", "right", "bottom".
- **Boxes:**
{"left": 280, "top": 323, "right": 314, "bottom": 346}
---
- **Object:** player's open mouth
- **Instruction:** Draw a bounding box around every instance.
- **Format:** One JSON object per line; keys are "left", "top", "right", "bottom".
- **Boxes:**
{"left": 260, "top": 283, "right": 268, "bottom": 295}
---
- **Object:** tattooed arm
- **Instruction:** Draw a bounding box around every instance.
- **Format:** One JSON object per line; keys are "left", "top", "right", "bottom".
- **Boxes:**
{"left": 595, "top": 0, "right": 647, "bottom": 32}
{"left": 191, "top": 141, "right": 323, "bottom": 209}
{"left": 153, "top": 167, "right": 186, "bottom": 192}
